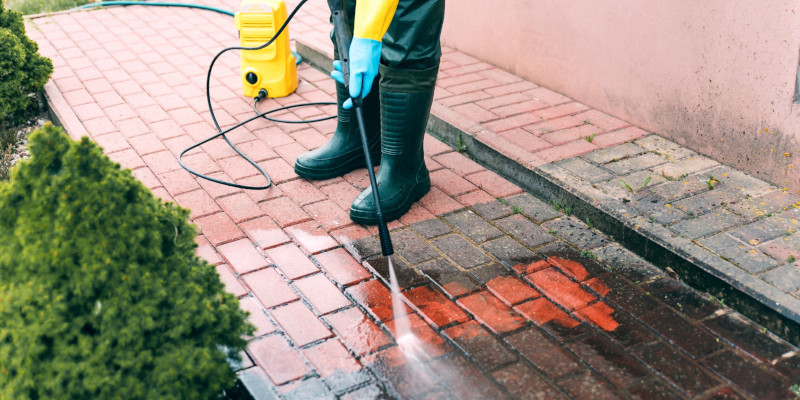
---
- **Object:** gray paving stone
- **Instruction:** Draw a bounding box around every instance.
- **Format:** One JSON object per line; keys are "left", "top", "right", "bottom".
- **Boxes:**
{"left": 495, "top": 214, "right": 558, "bottom": 248}
{"left": 649, "top": 174, "right": 713, "bottom": 202}
{"left": 727, "top": 190, "right": 800, "bottom": 220}
{"left": 506, "top": 193, "right": 562, "bottom": 223}
{"left": 670, "top": 208, "right": 746, "bottom": 240}
{"left": 391, "top": 228, "right": 440, "bottom": 266}
{"left": 700, "top": 313, "right": 794, "bottom": 363}
{"left": 597, "top": 170, "right": 665, "bottom": 201}
{"left": 707, "top": 166, "right": 775, "bottom": 198}
{"left": 537, "top": 162, "right": 621, "bottom": 205}
{"left": 348, "top": 235, "right": 381, "bottom": 262}
{"left": 325, "top": 370, "right": 373, "bottom": 394}
{"left": 471, "top": 200, "right": 513, "bottom": 221}
{"left": 642, "top": 277, "right": 719, "bottom": 320}
{"left": 470, "top": 263, "right": 513, "bottom": 284}
{"left": 411, "top": 217, "right": 453, "bottom": 239}
{"left": 582, "top": 142, "right": 647, "bottom": 164}
{"left": 697, "top": 233, "right": 779, "bottom": 274}
{"left": 728, "top": 212, "right": 799, "bottom": 244}
{"left": 337, "top": 384, "right": 386, "bottom": 400}
{"left": 481, "top": 236, "right": 543, "bottom": 269}
{"left": 237, "top": 368, "right": 279, "bottom": 400}
{"left": 432, "top": 234, "right": 493, "bottom": 269}
{"left": 282, "top": 378, "right": 332, "bottom": 400}
{"left": 604, "top": 153, "right": 667, "bottom": 175}
{"left": 366, "top": 256, "right": 427, "bottom": 289}
{"left": 555, "top": 157, "right": 614, "bottom": 183}
{"left": 672, "top": 187, "right": 744, "bottom": 216}
{"left": 418, "top": 258, "right": 481, "bottom": 298}
{"left": 635, "top": 135, "right": 695, "bottom": 160}
{"left": 593, "top": 244, "right": 664, "bottom": 283}
{"left": 444, "top": 210, "right": 504, "bottom": 244}
{"left": 627, "top": 194, "right": 690, "bottom": 225}
{"left": 761, "top": 262, "right": 800, "bottom": 293}
{"left": 542, "top": 216, "right": 609, "bottom": 250}
{"left": 651, "top": 155, "right": 719, "bottom": 180}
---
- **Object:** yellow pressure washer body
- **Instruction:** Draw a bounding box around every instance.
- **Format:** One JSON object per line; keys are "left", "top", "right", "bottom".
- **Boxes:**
{"left": 234, "top": 0, "right": 297, "bottom": 98}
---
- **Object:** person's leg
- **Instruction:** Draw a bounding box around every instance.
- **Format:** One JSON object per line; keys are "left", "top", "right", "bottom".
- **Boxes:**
{"left": 294, "top": 1, "right": 381, "bottom": 181}
{"left": 349, "top": 0, "right": 445, "bottom": 225}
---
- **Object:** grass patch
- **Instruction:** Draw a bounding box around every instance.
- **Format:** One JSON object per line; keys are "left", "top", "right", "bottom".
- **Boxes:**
{"left": 7, "top": 0, "right": 90, "bottom": 15}
{"left": 455, "top": 132, "right": 467, "bottom": 153}
{"left": 788, "top": 383, "right": 799, "bottom": 397}
{"left": 707, "top": 174, "right": 717, "bottom": 191}
{"left": 620, "top": 176, "right": 651, "bottom": 194}
{"left": 552, "top": 201, "right": 572, "bottom": 216}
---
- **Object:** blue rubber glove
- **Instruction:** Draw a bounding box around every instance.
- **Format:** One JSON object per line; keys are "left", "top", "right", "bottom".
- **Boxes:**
{"left": 330, "top": 37, "right": 381, "bottom": 109}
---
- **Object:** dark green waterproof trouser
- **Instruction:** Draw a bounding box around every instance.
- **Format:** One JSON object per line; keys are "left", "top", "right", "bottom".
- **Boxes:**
{"left": 331, "top": 0, "right": 445, "bottom": 90}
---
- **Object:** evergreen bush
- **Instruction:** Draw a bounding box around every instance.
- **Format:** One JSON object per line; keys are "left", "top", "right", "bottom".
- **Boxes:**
{"left": 0, "top": 1, "right": 53, "bottom": 125}
{"left": 0, "top": 124, "right": 253, "bottom": 399}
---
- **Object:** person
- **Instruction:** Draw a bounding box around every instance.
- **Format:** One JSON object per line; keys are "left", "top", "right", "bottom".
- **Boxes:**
{"left": 294, "top": 0, "right": 445, "bottom": 225}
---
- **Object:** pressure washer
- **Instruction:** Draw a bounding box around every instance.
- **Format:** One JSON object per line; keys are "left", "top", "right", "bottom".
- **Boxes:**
{"left": 76, "top": 0, "right": 394, "bottom": 256}
{"left": 234, "top": 0, "right": 297, "bottom": 99}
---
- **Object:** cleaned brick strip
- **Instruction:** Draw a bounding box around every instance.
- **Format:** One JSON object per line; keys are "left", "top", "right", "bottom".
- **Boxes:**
{"left": 217, "top": 239, "right": 269, "bottom": 275}
{"left": 248, "top": 335, "right": 310, "bottom": 385}
{"left": 242, "top": 268, "right": 299, "bottom": 309}
{"left": 271, "top": 301, "right": 333, "bottom": 347}
{"left": 293, "top": 273, "right": 352, "bottom": 315}
{"left": 457, "top": 291, "right": 526, "bottom": 334}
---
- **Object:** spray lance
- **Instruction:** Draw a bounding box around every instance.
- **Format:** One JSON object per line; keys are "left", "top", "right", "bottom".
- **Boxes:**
{"left": 327, "top": 0, "right": 394, "bottom": 258}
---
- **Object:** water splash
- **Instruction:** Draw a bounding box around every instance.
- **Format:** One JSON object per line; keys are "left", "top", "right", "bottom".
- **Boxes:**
{"left": 388, "top": 257, "right": 422, "bottom": 360}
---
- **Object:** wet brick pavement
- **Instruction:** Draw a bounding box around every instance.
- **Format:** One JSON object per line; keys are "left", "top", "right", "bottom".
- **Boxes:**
{"left": 25, "top": 2, "right": 800, "bottom": 399}
{"left": 287, "top": 0, "right": 800, "bottom": 340}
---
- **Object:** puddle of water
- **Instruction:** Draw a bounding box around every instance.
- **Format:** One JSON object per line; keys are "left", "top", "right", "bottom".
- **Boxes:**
{"left": 388, "top": 257, "right": 424, "bottom": 360}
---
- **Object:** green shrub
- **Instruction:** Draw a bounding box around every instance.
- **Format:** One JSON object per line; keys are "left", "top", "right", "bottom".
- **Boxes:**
{"left": 0, "top": 1, "right": 53, "bottom": 126}
{"left": 7, "top": 0, "right": 91, "bottom": 16}
{"left": 0, "top": 124, "right": 253, "bottom": 399}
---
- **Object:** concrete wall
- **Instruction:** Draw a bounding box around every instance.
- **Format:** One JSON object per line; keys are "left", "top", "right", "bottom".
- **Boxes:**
{"left": 441, "top": 1, "right": 800, "bottom": 193}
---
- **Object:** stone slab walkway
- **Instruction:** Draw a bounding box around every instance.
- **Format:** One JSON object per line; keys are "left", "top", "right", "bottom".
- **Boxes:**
{"left": 24, "top": 1, "right": 800, "bottom": 399}
{"left": 287, "top": 0, "right": 800, "bottom": 345}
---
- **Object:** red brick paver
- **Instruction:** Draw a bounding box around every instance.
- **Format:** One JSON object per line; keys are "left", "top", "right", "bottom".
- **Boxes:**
{"left": 29, "top": 4, "right": 798, "bottom": 399}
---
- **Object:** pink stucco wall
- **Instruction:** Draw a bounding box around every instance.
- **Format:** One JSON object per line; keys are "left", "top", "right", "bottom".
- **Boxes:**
{"left": 442, "top": 1, "right": 800, "bottom": 193}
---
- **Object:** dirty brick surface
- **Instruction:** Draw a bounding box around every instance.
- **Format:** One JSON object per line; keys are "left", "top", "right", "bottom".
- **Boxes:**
{"left": 27, "top": 2, "right": 800, "bottom": 399}
{"left": 285, "top": 0, "right": 800, "bottom": 331}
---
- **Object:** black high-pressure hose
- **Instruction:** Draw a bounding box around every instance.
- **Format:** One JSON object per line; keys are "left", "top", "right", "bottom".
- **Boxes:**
{"left": 77, "top": 0, "right": 334, "bottom": 190}
{"left": 178, "top": 0, "right": 325, "bottom": 190}
{"left": 79, "top": 0, "right": 394, "bottom": 254}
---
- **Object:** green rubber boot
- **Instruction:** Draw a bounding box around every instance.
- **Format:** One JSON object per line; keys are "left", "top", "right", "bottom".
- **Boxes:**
{"left": 294, "top": 79, "right": 380, "bottom": 180}
{"left": 349, "top": 64, "right": 438, "bottom": 225}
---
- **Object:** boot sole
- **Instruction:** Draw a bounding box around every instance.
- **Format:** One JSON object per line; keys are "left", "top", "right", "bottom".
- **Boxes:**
{"left": 349, "top": 178, "right": 431, "bottom": 226}
{"left": 295, "top": 152, "right": 381, "bottom": 181}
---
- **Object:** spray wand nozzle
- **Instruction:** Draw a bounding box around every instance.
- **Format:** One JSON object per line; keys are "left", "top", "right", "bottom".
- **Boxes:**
{"left": 327, "top": 0, "right": 393, "bottom": 257}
